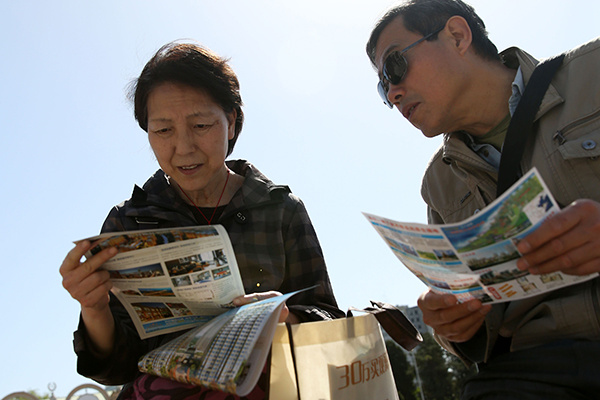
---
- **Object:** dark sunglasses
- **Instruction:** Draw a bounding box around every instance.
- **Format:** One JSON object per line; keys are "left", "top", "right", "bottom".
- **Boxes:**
{"left": 377, "top": 25, "right": 445, "bottom": 108}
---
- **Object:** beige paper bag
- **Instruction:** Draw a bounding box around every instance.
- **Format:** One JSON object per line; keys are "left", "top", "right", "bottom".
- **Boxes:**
{"left": 270, "top": 314, "right": 399, "bottom": 400}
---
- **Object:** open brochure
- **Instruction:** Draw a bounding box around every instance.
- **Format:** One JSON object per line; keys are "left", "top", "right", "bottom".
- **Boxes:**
{"left": 138, "top": 290, "right": 305, "bottom": 396}
{"left": 79, "top": 225, "right": 245, "bottom": 339}
{"left": 364, "top": 167, "right": 598, "bottom": 304}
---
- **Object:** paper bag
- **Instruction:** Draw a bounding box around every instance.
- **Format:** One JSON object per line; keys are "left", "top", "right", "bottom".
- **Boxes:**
{"left": 270, "top": 314, "right": 399, "bottom": 400}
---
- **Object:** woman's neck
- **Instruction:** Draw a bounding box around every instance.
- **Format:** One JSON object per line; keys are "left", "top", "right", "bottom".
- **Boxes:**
{"left": 173, "top": 168, "right": 244, "bottom": 208}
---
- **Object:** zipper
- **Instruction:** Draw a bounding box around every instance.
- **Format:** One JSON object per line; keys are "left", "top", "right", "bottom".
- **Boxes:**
{"left": 553, "top": 107, "right": 600, "bottom": 145}
{"left": 592, "top": 279, "right": 600, "bottom": 329}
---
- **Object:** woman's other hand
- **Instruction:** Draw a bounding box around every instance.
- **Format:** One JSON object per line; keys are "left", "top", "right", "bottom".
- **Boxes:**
{"left": 233, "top": 291, "right": 298, "bottom": 323}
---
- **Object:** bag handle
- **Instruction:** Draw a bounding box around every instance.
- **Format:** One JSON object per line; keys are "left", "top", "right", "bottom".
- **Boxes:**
{"left": 349, "top": 301, "right": 423, "bottom": 351}
{"left": 496, "top": 53, "right": 565, "bottom": 197}
{"left": 284, "top": 322, "right": 302, "bottom": 400}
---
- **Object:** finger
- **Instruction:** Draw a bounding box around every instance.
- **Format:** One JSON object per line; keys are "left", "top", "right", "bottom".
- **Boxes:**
{"left": 526, "top": 241, "right": 600, "bottom": 275}
{"left": 418, "top": 290, "right": 458, "bottom": 312}
{"left": 78, "top": 279, "right": 113, "bottom": 310}
{"left": 233, "top": 291, "right": 283, "bottom": 306}
{"left": 421, "top": 298, "right": 485, "bottom": 328}
{"left": 232, "top": 293, "right": 264, "bottom": 306}
{"left": 65, "top": 269, "right": 112, "bottom": 303}
{"left": 566, "top": 257, "right": 600, "bottom": 276}
{"left": 60, "top": 241, "right": 93, "bottom": 276}
{"left": 278, "top": 305, "right": 290, "bottom": 323}
{"left": 70, "top": 246, "right": 118, "bottom": 286}
{"left": 435, "top": 305, "right": 491, "bottom": 343}
{"left": 441, "top": 312, "right": 488, "bottom": 343}
{"left": 518, "top": 224, "right": 595, "bottom": 269}
{"left": 517, "top": 202, "right": 589, "bottom": 255}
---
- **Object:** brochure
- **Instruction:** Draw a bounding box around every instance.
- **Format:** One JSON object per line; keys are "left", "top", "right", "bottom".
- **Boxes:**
{"left": 364, "top": 168, "right": 598, "bottom": 303}
{"left": 138, "top": 291, "right": 303, "bottom": 396}
{"left": 79, "top": 225, "right": 245, "bottom": 339}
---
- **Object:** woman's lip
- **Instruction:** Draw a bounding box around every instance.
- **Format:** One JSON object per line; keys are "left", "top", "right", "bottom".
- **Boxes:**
{"left": 178, "top": 164, "right": 201, "bottom": 175}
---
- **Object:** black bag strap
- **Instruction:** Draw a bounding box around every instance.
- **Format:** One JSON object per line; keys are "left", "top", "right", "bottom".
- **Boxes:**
{"left": 496, "top": 53, "right": 565, "bottom": 197}
{"left": 349, "top": 301, "right": 423, "bottom": 351}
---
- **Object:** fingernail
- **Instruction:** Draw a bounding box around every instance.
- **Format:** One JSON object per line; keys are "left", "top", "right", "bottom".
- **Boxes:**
{"left": 529, "top": 267, "right": 539, "bottom": 275}
{"left": 444, "top": 297, "right": 457, "bottom": 307}
{"left": 516, "top": 258, "right": 529, "bottom": 270}
{"left": 233, "top": 299, "right": 241, "bottom": 306}
{"left": 518, "top": 241, "right": 531, "bottom": 254}
{"left": 467, "top": 301, "right": 480, "bottom": 312}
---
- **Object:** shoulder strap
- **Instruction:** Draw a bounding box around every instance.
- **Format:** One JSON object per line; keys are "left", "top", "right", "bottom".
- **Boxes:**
{"left": 496, "top": 53, "right": 565, "bottom": 197}
{"left": 350, "top": 301, "right": 423, "bottom": 351}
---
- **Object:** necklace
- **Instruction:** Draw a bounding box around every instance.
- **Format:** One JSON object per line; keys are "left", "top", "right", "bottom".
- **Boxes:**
{"left": 176, "top": 171, "right": 230, "bottom": 225}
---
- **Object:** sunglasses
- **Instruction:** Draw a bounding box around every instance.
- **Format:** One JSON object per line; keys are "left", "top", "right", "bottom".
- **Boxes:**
{"left": 377, "top": 26, "right": 445, "bottom": 108}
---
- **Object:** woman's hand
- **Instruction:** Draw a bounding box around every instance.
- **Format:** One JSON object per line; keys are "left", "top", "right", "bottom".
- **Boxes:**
{"left": 517, "top": 199, "right": 600, "bottom": 276}
{"left": 233, "top": 291, "right": 298, "bottom": 323}
{"left": 59, "top": 240, "right": 117, "bottom": 356}
{"left": 60, "top": 240, "right": 116, "bottom": 311}
{"left": 418, "top": 289, "right": 491, "bottom": 343}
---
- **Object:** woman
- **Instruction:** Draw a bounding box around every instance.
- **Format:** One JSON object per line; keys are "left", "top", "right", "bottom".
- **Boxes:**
{"left": 60, "top": 41, "right": 343, "bottom": 399}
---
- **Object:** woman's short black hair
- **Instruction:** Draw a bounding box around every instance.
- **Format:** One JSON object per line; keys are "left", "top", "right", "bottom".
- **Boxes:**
{"left": 130, "top": 41, "right": 244, "bottom": 156}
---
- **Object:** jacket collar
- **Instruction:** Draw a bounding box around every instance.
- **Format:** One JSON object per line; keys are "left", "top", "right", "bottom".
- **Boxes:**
{"left": 128, "top": 159, "right": 289, "bottom": 219}
{"left": 500, "top": 46, "right": 564, "bottom": 120}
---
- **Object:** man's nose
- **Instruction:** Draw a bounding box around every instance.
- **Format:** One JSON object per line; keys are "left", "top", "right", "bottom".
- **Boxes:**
{"left": 387, "top": 82, "right": 405, "bottom": 108}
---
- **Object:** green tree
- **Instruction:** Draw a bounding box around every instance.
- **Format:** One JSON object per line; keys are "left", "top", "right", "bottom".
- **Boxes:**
{"left": 386, "top": 340, "right": 417, "bottom": 400}
{"left": 415, "top": 333, "right": 454, "bottom": 400}
{"left": 446, "top": 353, "right": 477, "bottom": 397}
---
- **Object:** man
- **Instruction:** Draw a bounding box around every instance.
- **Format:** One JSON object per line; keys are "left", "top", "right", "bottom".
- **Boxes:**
{"left": 366, "top": 0, "right": 600, "bottom": 398}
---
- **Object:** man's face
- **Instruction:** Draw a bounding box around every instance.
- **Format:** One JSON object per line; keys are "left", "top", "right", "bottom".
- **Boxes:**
{"left": 374, "top": 17, "right": 468, "bottom": 138}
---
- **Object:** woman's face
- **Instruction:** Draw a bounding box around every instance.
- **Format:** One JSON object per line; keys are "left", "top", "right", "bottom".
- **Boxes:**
{"left": 146, "top": 82, "right": 235, "bottom": 199}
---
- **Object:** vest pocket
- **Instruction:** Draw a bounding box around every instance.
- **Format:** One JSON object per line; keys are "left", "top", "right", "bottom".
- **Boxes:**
{"left": 552, "top": 120, "right": 600, "bottom": 200}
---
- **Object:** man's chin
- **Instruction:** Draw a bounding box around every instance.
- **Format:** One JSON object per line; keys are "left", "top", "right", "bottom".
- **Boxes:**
{"left": 420, "top": 129, "right": 444, "bottom": 139}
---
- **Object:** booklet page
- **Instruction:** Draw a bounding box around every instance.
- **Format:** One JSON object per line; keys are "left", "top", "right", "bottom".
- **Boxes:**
{"left": 79, "top": 225, "right": 245, "bottom": 339}
{"left": 138, "top": 290, "right": 302, "bottom": 396}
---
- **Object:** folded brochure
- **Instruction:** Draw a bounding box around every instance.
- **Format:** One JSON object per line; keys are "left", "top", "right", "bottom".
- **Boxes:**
{"left": 138, "top": 289, "right": 309, "bottom": 396}
{"left": 364, "top": 167, "right": 598, "bottom": 303}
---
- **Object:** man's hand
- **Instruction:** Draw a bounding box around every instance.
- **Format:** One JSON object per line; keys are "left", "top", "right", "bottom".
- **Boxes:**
{"left": 418, "top": 289, "right": 491, "bottom": 343}
{"left": 517, "top": 199, "right": 600, "bottom": 276}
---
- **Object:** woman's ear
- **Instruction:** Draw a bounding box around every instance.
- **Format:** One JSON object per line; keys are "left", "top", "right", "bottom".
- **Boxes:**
{"left": 227, "top": 109, "right": 237, "bottom": 140}
{"left": 445, "top": 15, "right": 473, "bottom": 56}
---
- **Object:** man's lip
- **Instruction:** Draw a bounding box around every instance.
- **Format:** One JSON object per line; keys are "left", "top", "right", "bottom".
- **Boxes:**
{"left": 401, "top": 103, "right": 419, "bottom": 120}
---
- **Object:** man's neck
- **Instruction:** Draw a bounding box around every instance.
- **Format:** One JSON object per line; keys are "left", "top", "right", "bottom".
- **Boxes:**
{"left": 460, "top": 62, "right": 517, "bottom": 137}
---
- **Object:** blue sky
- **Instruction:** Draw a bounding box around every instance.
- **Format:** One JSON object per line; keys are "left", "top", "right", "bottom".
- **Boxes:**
{"left": 2, "top": 0, "right": 599, "bottom": 396}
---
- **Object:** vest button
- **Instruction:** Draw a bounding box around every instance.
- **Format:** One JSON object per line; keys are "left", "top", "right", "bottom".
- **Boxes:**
{"left": 582, "top": 139, "right": 596, "bottom": 150}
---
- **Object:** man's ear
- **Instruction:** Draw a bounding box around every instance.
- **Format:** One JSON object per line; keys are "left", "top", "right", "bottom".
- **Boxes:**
{"left": 445, "top": 15, "right": 472, "bottom": 56}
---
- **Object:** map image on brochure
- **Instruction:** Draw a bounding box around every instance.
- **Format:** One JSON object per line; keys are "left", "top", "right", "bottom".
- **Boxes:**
{"left": 364, "top": 168, "right": 598, "bottom": 303}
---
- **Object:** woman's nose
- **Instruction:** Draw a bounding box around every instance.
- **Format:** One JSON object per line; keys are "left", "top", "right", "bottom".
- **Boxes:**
{"left": 175, "top": 130, "right": 197, "bottom": 154}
